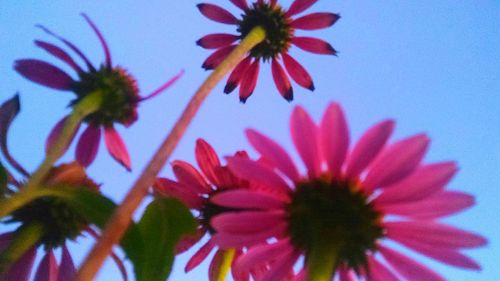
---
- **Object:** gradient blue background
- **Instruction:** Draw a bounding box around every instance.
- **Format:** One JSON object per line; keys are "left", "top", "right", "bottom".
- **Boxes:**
{"left": 0, "top": 1, "right": 498, "bottom": 280}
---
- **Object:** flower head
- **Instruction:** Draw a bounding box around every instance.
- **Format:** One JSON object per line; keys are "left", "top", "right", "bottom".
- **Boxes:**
{"left": 197, "top": 0, "right": 339, "bottom": 102}
{"left": 14, "top": 14, "right": 182, "bottom": 170}
{"left": 210, "top": 103, "right": 486, "bottom": 280}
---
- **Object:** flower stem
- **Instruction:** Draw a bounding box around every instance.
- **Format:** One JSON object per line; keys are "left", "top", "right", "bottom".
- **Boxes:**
{"left": 215, "top": 249, "right": 236, "bottom": 281}
{"left": 0, "top": 223, "right": 43, "bottom": 274}
{"left": 307, "top": 239, "right": 339, "bottom": 281}
{"left": 76, "top": 26, "right": 266, "bottom": 281}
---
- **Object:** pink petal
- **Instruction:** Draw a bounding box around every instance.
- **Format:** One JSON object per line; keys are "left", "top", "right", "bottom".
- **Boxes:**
{"left": 176, "top": 227, "right": 205, "bottom": 254}
{"left": 153, "top": 178, "right": 203, "bottom": 209}
{"left": 282, "top": 53, "right": 314, "bottom": 90}
{"left": 338, "top": 266, "right": 356, "bottom": 281}
{"left": 214, "top": 222, "right": 287, "bottom": 248}
{"left": 195, "top": 138, "right": 222, "bottom": 186}
{"left": 211, "top": 189, "right": 286, "bottom": 209}
{"left": 292, "top": 37, "right": 337, "bottom": 55}
{"left": 185, "top": 239, "right": 216, "bottom": 272}
{"left": 236, "top": 239, "right": 292, "bottom": 272}
{"left": 75, "top": 125, "right": 101, "bottom": 167}
{"left": 3, "top": 247, "right": 37, "bottom": 281}
{"left": 229, "top": 0, "right": 248, "bottom": 10}
{"left": 172, "top": 160, "right": 211, "bottom": 193}
{"left": 35, "top": 40, "right": 82, "bottom": 73}
{"left": 34, "top": 251, "right": 59, "bottom": 281}
{"left": 320, "top": 102, "right": 349, "bottom": 178}
{"left": 197, "top": 33, "right": 240, "bottom": 49}
{"left": 14, "top": 59, "right": 74, "bottom": 90}
{"left": 81, "top": 14, "right": 112, "bottom": 67}
{"left": 139, "top": 69, "right": 184, "bottom": 101}
{"left": 246, "top": 128, "right": 300, "bottom": 182}
{"left": 271, "top": 59, "right": 293, "bottom": 101}
{"left": 197, "top": 3, "right": 239, "bottom": 24}
{"left": 345, "top": 120, "right": 395, "bottom": 179}
{"left": 202, "top": 45, "right": 236, "bottom": 70}
{"left": 104, "top": 126, "right": 131, "bottom": 171}
{"left": 57, "top": 246, "right": 76, "bottom": 281}
{"left": 375, "top": 161, "right": 458, "bottom": 204}
{"left": 208, "top": 249, "right": 225, "bottom": 281}
{"left": 363, "top": 134, "right": 430, "bottom": 191}
{"left": 291, "top": 13, "right": 340, "bottom": 30}
{"left": 286, "top": 0, "right": 319, "bottom": 17}
{"left": 290, "top": 106, "right": 322, "bottom": 178}
{"left": 384, "top": 221, "right": 487, "bottom": 249}
{"left": 239, "top": 59, "right": 260, "bottom": 103}
{"left": 367, "top": 256, "right": 399, "bottom": 281}
{"left": 224, "top": 56, "right": 252, "bottom": 94}
{"left": 260, "top": 250, "right": 300, "bottom": 281}
{"left": 211, "top": 211, "right": 285, "bottom": 234}
{"left": 226, "top": 156, "right": 291, "bottom": 193}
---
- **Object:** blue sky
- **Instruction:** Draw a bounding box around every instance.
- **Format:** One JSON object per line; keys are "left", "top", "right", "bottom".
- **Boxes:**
{"left": 0, "top": 0, "right": 499, "bottom": 280}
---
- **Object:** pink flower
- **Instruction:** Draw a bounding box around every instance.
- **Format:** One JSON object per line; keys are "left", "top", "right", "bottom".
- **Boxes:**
{"left": 14, "top": 14, "right": 182, "bottom": 170}
{"left": 210, "top": 103, "right": 487, "bottom": 281}
{"left": 197, "top": 0, "right": 339, "bottom": 102}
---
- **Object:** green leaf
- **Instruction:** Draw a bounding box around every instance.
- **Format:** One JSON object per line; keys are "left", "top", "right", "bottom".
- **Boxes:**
{"left": 134, "top": 198, "right": 196, "bottom": 281}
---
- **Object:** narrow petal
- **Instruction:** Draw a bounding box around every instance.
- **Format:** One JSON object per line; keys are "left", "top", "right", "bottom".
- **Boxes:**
{"left": 75, "top": 125, "right": 101, "bottom": 168}
{"left": 282, "top": 53, "right": 314, "bottom": 90}
{"left": 81, "top": 14, "right": 112, "bottom": 67}
{"left": 208, "top": 250, "right": 226, "bottom": 281}
{"left": 245, "top": 128, "right": 300, "bottom": 182}
{"left": 260, "top": 250, "right": 299, "bottom": 281}
{"left": 34, "top": 251, "right": 59, "bottom": 281}
{"left": 345, "top": 120, "right": 395, "bottom": 179}
{"left": 154, "top": 178, "right": 203, "bottom": 209}
{"left": 35, "top": 40, "right": 82, "bottom": 73}
{"left": 104, "top": 126, "right": 131, "bottom": 171}
{"left": 139, "top": 69, "right": 184, "bottom": 101}
{"left": 236, "top": 239, "right": 292, "bottom": 272}
{"left": 363, "top": 134, "right": 430, "bottom": 191}
{"left": 211, "top": 189, "right": 286, "bottom": 209}
{"left": 286, "top": 0, "right": 319, "bottom": 17}
{"left": 224, "top": 56, "right": 252, "bottom": 94}
{"left": 214, "top": 222, "right": 287, "bottom": 248}
{"left": 14, "top": 59, "right": 74, "bottom": 90}
{"left": 239, "top": 59, "right": 260, "bottom": 103}
{"left": 202, "top": 45, "right": 236, "bottom": 70}
{"left": 271, "top": 59, "right": 293, "bottom": 101}
{"left": 212, "top": 211, "right": 285, "bottom": 234}
{"left": 367, "top": 256, "right": 399, "bottom": 281}
{"left": 197, "top": 33, "right": 240, "bottom": 49}
{"left": 176, "top": 227, "right": 205, "bottom": 254}
{"left": 172, "top": 160, "right": 211, "bottom": 193}
{"left": 291, "top": 13, "right": 340, "bottom": 30}
{"left": 57, "top": 246, "right": 76, "bottom": 281}
{"left": 197, "top": 3, "right": 239, "bottom": 24}
{"left": 185, "top": 239, "right": 216, "bottom": 272}
{"left": 3, "top": 247, "right": 37, "bottom": 281}
{"left": 230, "top": 0, "right": 249, "bottom": 10}
{"left": 290, "top": 106, "right": 322, "bottom": 178}
{"left": 45, "top": 116, "right": 80, "bottom": 159}
{"left": 292, "top": 37, "right": 337, "bottom": 55}
{"left": 320, "top": 102, "right": 349, "bottom": 178}
{"left": 195, "top": 139, "right": 222, "bottom": 186}
{"left": 338, "top": 266, "right": 356, "bottom": 281}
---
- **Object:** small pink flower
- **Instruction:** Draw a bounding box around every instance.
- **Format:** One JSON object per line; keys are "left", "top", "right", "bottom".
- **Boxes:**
{"left": 210, "top": 103, "right": 487, "bottom": 281}
{"left": 197, "top": 0, "right": 339, "bottom": 102}
{"left": 14, "top": 14, "right": 183, "bottom": 170}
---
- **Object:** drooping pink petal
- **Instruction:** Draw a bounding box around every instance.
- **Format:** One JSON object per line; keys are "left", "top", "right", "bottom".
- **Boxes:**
{"left": 172, "top": 160, "right": 211, "bottom": 193}
{"left": 176, "top": 227, "right": 206, "bottom": 254}
{"left": 34, "top": 250, "right": 59, "bottom": 281}
{"left": 35, "top": 40, "right": 83, "bottom": 73}
{"left": 211, "top": 189, "right": 287, "bottom": 209}
{"left": 320, "top": 102, "right": 349, "bottom": 178}
{"left": 239, "top": 59, "right": 260, "bottom": 103}
{"left": 229, "top": 0, "right": 249, "bottom": 10}
{"left": 374, "top": 161, "right": 458, "bottom": 204}
{"left": 345, "top": 120, "right": 395, "bottom": 179}
{"left": 14, "top": 59, "right": 74, "bottom": 90}
{"left": 57, "top": 246, "right": 76, "bottom": 281}
{"left": 384, "top": 221, "right": 487, "bottom": 249}
{"left": 337, "top": 266, "right": 356, "bottom": 281}
{"left": 281, "top": 53, "right": 314, "bottom": 91}
{"left": 0, "top": 95, "right": 29, "bottom": 177}
{"left": 271, "top": 59, "right": 293, "bottom": 101}
{"left": 3, "top": 246, "right": 37, "bottom": 281}
{"left": 212, "top": 210, "right": 285, "bottom": 234}
{"left": 45, "top": 116, "right": 80, "bottom": 159}
{"left": 236, "top": 239, "right": 292, "bottom": 272}
{"left": 224, "top": 56, "right": 252, "bottom": 94}
{"left": 139, "top": 69, "right": 184, "bottom": 101}
{"left": 197, "top": 3, "right": 240, "bottom": 24}
{"left": 197, "top": 33, "right": 240, "bottom": 49}
{"left": 81, "top": 14, "right": 112, "bottom": 67}
{"left": 202, "top": 45, "right": 237, "bottom": 70}
{"left": 291, "top": 106, "right": 322, "bottom": 178}
{"left": 104, "top": 126, "right": 131, "bottom": 171}
{"left": 195, "top": 139, "right": 223, "bottom": 186}
{"left": 379, "top": 191, "right": 475, "bottom": 219}
{"left": 154, "top": 178, "right": 203, "bottom": 209}
{"left": 75, "top": 125, "right": 101, "bottom": 168}
{"left": 363, "top": 134, "right": 430, "bottom": 191}
{"left": 292, "top": 37, "right": 337, "bottom": 55}
{"left": 226, "top": 156, "right": 291, "bottom": 193}
{"left": 367, "top": 256, "right": 399, "bottom": 281}
{"left": 260, "top": 250, "right": 300, "bottom": 281}
{"left": 245, "top": 128, "right": 300, "bottom": 182}
{"left": 214, "top": 222, "right": 287, "bottom": 248}
{"left": 291, "top": 13, "right": 340, "bottom": 30}
{"left": 286, "top": 0, "right": 319, "bottom": 17}
{"left": 231, "top": 250, "right": 250, "bottom": 281}
{"left": 185, "top": 239, "right": 216, "bottom": 272}
{"left": 208, "top": 249, "right": 226, "bottom": 281}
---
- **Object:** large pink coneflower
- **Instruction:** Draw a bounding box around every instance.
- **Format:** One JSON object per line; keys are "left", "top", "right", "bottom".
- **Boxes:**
{"left": 197, "top": 0, "right": 339, "bottom": 102}
{"left": 14, "top": 14, "right": 182, "bottom": 171}
{"left": 210, "top": 103, "right": 487, "bottom": 281}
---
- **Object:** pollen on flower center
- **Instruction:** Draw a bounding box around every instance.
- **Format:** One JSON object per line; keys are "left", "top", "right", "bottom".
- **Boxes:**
{"left": 287, "top": 179, "right": 384, "bottom": 269}
{"left": 72, "top": 65, "right": 140, "bottom": 127}
{"left": 238, "top": 2, "right": 292, "bottom": 61}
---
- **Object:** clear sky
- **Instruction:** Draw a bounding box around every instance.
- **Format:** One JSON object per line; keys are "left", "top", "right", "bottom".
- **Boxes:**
{"left": 0, "top": 1, "right": 499, "bottom": 280}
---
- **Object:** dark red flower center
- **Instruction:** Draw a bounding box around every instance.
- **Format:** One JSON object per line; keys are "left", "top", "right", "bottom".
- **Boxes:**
{"left": 238, "top": 2, "right": 293, "bottom": 61}
{"left": 71, "top": 65, "right": 140, "bottom": 127}
{"left": 287, "top": 179, "right": 383, "bottom": 270}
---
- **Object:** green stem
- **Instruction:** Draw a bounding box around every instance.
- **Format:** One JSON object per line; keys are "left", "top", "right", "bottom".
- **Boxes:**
{"left": 0, "top": 223, "right": 44, "bottom": 275}
{"left": 76, "top": 26, "right": 267, "bottom": 281}
{"left": 214, "top": 249, "right": 236, "bottom": 281}
{"left": 307, "top": 240, "right": 339, "bottom": 281}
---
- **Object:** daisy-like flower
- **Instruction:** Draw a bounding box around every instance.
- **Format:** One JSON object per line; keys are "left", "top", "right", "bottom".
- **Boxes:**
{"left": 197, "top": 0, "right": 339, "bottom": 102}
{"left": 14, "top": 14, "right": 182, "bottom": 170}
{"left": 153, "top": 139, "right": 252, "bottom": 281}
{"left": 210, "top": 103, "right": 487, "bottom": 281}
